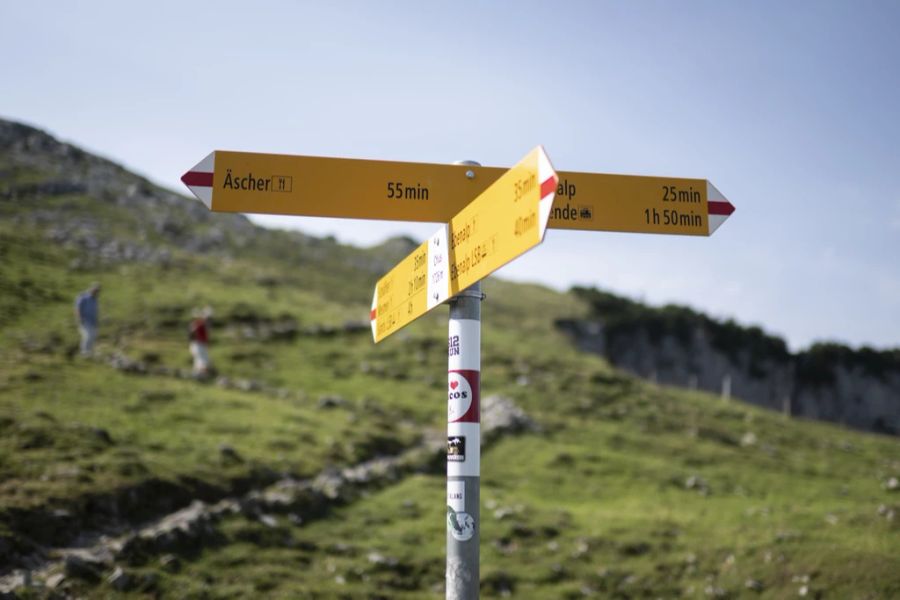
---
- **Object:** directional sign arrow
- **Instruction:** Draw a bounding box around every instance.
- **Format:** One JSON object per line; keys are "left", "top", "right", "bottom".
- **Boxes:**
{"left": 181, "top": 151, "right": 734, "bottom": 236}
{"left": 370, "top": 146, "right": 558, "bottom": 343}
{"left": 181, "top": 151, "right": 486, "bottom": 223}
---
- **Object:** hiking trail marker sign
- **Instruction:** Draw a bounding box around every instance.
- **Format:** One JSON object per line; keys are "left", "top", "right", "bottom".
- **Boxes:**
{"left": 182, "top": 151, "right": 734, "bottom": 236}
{"left": 369, "top": 146, "right": 558, "bottom": 343}
{"left": 181, "top": 143, "right": 735, "bottom": 600}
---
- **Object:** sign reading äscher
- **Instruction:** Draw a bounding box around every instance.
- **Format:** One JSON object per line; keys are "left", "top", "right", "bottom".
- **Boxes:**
{"left": 182, "top": 152, "right": 734, "bottom": 236}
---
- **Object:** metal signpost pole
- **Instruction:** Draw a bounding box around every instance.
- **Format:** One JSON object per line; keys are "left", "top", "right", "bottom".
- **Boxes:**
{"left": 183, "top": 146, "right": 734, "bottom": 600}
{"left": 446, "top": 280, "right": 483, "bottom": 599}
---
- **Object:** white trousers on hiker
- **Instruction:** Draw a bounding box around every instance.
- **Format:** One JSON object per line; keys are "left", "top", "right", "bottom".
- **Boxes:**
{"left": 190, "top": 341, "right": 210, "bottom": 374}
{"left": 79, "top": 323, "right": 97, "bottom": 355}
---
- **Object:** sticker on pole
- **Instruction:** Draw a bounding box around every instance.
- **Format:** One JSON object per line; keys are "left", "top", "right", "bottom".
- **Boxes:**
{"left": 448, "top": 436, "right": 466, "bottom": 462}
{"left": 447, "top": 481, "right": 475, "bottom": 542}
{"left": 447, "top": 507, "right": 475, "bottom": 542}
{"left": 448, "top": 373, "right": 473, "bottom": 421}
{"left": 448, "top": 371, "right": 479, "bottom": 423}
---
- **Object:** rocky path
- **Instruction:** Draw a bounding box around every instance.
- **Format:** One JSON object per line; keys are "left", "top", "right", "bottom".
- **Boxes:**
{"left": 0, "top": 394, "right": 536, "bottom": 596}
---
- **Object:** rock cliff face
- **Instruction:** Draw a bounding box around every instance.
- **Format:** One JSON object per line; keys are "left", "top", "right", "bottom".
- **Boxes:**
{"left": 0, "top": 118, "right": 414, "bottom": 275}
{"left": 0, "top": 118, "right": 260, "bottom": 265}
{"left": 792, "top": 348, "right": 900, "bottom": 434}
{"left": 558, "top": 289, "right": 900, "bottom": 436}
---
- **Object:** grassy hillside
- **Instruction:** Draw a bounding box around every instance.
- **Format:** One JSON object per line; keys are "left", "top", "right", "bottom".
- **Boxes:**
{"left": 1, "top": 119, "right": 899, "bottom": 598}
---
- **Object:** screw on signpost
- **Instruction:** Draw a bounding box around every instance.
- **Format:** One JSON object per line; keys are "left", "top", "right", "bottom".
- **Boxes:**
{"left": 446, "top": 160, "right": 483, "bottom": 600}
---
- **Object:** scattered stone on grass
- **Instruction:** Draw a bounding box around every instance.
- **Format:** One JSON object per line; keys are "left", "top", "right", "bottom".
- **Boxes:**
{"left": 618, "top": 541, "right": 651, "bottom": 557}
{"left": 139, "top": 572, "right": 159, "bottom": 592}
{"left": 877, "top": 504, "right": 896, "bottom": 521}
{"left": 90, "top": 426, "right": 114, "bottom": 445}
{"left": 541, "top": 563, "right": 571, "bottom": 583}
{"left": 45, "top": 572, "right": 65, "bottom": 589}
{"left": 572, "top": 538, "right": 591, "bottom": 559}
{"left": 64, "top": 553, "right": 106, "bottom": 581}
{"left": 367, "top": 552, "right": 399, "bottom": 569}
{"left": 318, "top": 394, "right": 348, "bottom": 409}
{"left": 326, "top": 542, "right": 352, "bottom": 555}
{"left": 138, "top": 390, "right": 176, "bottom": 403}
{"left": 704, "top": 584, "right": 728, "bottom": 597}
{"left": 745, "top": 578, "right": 765, "bottom": 592}
{"left": 0, "top": 570, "right": 31, "bottom": 594}
{"left": 482, "top": 570, "right": 516, "bottom": 597}
{"left": 685, "top": 474, "right": 710, "bottom": 495}
{"left": 159, "top": 553, "right": 181, "bottom": 572}
{"left": 258, "top": 514, "right": 278, "bottom": 528}
{"left": 116, "top": 500, "right": 220, "bottom": 563}
{"left": 776, "top": 530, "right": 802, "bottom": 543}
{"left": 107, "top": 566, "right": 133, "bottom": 591}
{"left": 218, "top": 444, "right": 243, "bottom": 464}
{"left": 481, "top": 395, "right": 537, "bottom": 441}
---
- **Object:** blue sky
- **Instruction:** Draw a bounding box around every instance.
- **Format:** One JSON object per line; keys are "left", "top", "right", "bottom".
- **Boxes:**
{"left": 2, "top": 1, "right": 898, "bottom": 350}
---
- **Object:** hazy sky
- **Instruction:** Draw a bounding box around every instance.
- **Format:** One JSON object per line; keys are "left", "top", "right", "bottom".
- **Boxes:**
{"left": 3, "top": 1, "right": 898, "bottom": 351}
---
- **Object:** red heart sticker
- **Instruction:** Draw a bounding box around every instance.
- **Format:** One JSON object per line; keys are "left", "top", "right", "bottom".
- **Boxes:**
{"left": 450, "top": 380, "right": 459, "bottom": 390}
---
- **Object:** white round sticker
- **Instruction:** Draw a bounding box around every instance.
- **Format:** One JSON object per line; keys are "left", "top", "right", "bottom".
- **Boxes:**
{"left": 448, "top": 509, "right": 475, "bottom": 542}
{"left": 447, "top": 372, "right": 473, "bottom": 421}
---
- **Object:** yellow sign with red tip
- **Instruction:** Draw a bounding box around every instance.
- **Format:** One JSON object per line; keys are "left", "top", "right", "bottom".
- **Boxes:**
{"left": 370, "top": 146, "right": 558, "bottom": 343}
{"left": 182, "top": 152, "right": 734, "bottom": 237}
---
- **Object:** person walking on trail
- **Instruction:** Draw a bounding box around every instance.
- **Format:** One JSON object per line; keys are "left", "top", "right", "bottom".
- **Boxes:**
{"left": 74, "top": 283, "right": 101, "bottom": 356}
{"left": 189, "top": 307, "right": 213, "bottom": 376}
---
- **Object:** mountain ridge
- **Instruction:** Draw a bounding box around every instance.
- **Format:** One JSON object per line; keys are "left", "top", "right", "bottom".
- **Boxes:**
{"left": 1, "top": 116, "right": 899, "bottom": 597}
{"left": 3, "top": 117, "right": 895, "bottom": 348}
{"left": 2, "top": 116, "right": 897, "bottom": 437}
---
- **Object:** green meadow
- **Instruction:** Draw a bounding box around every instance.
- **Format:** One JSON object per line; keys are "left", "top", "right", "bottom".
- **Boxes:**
{"left": 1, "top": 138, "right": 898, "bottom": 598}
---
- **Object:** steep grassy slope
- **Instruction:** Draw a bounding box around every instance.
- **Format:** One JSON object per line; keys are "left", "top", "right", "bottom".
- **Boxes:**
{"left": 1, "top": 119, "right": 899, "bottom": 598}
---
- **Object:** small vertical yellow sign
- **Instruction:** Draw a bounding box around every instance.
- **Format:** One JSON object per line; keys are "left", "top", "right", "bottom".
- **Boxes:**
{"left": 371, "top": 146, "right": 558, "bottom": 343}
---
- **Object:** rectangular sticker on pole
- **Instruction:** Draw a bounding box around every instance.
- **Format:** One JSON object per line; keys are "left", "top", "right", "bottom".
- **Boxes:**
{"left": 370, "top": 146, "right": 558, "bottom": 343}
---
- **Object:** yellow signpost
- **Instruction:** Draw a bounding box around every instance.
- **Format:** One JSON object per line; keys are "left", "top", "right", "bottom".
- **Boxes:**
{"left": 370, "top": 146, "right": 558, "bottom": 343}
{"left": 369, "top": 238, "right": 431, "bottom": 343}
{"left": 547, "top": 171, "right": 723, "bottom": 236}
{"left": 182, "top": 152, "right": 735, "bottom": 236}
{"left": 182, "top": 151, "right": 494, "bottom": 223}
{"left": 181, "top": 142, "right": 736, "bottom": 599}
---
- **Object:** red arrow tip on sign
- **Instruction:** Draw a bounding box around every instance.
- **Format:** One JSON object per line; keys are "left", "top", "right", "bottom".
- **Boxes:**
{"left": 706, "top": 181, "right": 735, "bottom": 235}
{"left": 708, "top": 200, "right": 735, "bottom": 216}
{"left": 181, "top": 171, "right": 213, "bottom": 187}
{"left": 181, "top": 152, "right": 216, "bottom": 210}
{"left": 536, "top": 146, "right": 558, "bottom": 241}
